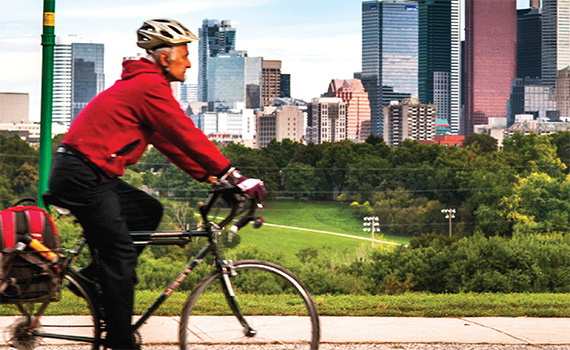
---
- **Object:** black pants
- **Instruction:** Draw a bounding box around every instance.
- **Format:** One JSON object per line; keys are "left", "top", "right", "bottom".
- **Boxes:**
{"left": 46, "top": 152, "right": 162, "bottom": 349}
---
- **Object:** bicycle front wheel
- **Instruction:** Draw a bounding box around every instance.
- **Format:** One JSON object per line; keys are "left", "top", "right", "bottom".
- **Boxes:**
{"left": 179, "top": 259, "right": 320, "bottom": 350}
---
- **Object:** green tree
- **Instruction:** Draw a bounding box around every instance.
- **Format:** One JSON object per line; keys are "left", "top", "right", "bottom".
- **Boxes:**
{"left": 262, "top": 138, "right": 299, "bottom": 169}
{"left": 315, "top": 141, "right": 356, "bottom": 199}
{"left": 501, "top": 172, "right": 570, "bottom": 234}
{"left": 549, "top": 131, "right": 570, "bottom": 173}
{"left": 281, "top": 162, "right": 317, "bottom": 199}
{"left": 502, "top": 132, "right": 566, "bottom": 179}
{"left": 290, "top": 142, "right": 324, "bottom": 167}
{"left": 461, "top": 133, "right": 498, "bottom": 153}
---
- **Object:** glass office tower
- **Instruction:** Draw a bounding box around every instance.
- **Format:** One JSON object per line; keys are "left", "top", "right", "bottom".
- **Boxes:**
{"left": 464, "top": 0, "right": 516, "bottom": 135}
{"left": 207, "top": 51, "right": 262, "bottom": 112}
{"left": 53, "top": 36, "right": 104, "bottom": 125}
{"left": 198, "top": 19, "right": 236, "bottom": 103}
{"left": 362, "top": 0, "right": 418, "bottom": 136}
{"left": 517, "top": 7, "right": 542, "bottom": 79}
{"left": 542, "top": 0, "right": 570, "bottom": 88}
{"left": 71, "top": 43, "right": 104, "bottom": 120}
{"left": 418, "top": 0, "right": 460, "bottom": 134}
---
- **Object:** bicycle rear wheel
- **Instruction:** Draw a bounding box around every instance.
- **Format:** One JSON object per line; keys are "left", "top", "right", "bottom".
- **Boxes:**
{"left": 5, "top": 271, "right": 104, "bottom": 350}
{"left": 179, "top": 259, "right": 320, "bottom": 350}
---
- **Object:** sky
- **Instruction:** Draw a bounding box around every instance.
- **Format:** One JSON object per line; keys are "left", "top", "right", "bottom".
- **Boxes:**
{"left": 1, "top": 0, "right": 532, "bottom": 121}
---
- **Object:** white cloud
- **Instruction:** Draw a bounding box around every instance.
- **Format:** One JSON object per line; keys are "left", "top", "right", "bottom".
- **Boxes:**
{"left": 242, "top": 33, "right": 361, "bottom": 100}
{"left": 0, "top": 52, "right": 42, "bottom": 121}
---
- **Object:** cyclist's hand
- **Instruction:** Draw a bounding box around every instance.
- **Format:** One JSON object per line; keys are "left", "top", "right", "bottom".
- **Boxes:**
{"left": 209, "top": 168, "right": 266, "bottom": 204}
{"left": 235, "top": 177, "right": 266, "bottom": 204}
{"left": 223, "top": 168, "right": 266, "bottom": 204}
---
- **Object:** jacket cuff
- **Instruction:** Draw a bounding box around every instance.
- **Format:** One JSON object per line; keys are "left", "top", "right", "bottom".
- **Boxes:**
{"left": 215, "top": 164, "right": 233, "bottom": 179}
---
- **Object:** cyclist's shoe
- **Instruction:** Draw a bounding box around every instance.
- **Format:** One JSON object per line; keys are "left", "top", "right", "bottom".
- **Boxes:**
{"left": 66, "top": 267, "right": 105, "bottom": 318}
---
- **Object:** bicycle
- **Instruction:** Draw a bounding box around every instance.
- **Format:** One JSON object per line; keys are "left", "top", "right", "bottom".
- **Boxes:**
{"left": 3, "top": 182, "right": 320, "bottom": 349}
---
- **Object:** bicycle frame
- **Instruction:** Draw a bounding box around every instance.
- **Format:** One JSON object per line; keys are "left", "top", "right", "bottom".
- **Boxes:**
{"left": 32, "top": 185, "right": 259, "bottom": 345}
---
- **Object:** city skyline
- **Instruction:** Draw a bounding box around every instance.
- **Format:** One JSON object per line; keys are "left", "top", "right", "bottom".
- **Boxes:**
{"left": 1, "top": 0, "right": 532, "bottom": 121}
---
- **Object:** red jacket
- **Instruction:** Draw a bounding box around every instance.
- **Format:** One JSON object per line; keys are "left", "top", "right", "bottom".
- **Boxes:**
{"left": 62, "top": 58, "right": 231, "bottom": 181}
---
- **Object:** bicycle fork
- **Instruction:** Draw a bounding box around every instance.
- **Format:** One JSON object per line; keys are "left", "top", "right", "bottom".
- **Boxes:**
{"left": 218, "top": 259, "right": 256, "bottom": 337}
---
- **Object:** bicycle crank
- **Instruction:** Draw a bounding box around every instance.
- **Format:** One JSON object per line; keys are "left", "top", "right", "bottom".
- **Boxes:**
{"left": 9, "top": 317, "right": 41, "bottom": 350}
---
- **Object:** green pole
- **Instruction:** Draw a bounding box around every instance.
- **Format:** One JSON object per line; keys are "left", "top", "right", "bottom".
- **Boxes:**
{"left": 38, "top": 0, "right": 55, "bottom": 208}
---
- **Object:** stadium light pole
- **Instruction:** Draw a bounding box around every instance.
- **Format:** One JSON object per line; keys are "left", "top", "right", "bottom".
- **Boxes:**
{"left": 441, "top": 208, "right": 456, "bottom": 237}
{"left": 363, "top": 216, "right": 380, "bottom": 248}
{"left": 38, "top": 0, "right": 56, "bottom": 208}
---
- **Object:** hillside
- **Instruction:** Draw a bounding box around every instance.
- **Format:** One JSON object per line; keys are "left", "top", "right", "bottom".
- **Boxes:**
{"left": 235, "top": 200, "right": 411, "bottom": 264}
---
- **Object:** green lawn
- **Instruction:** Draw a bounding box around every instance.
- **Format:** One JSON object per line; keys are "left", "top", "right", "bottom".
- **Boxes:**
{"left": 258, "top": 201, "right": 410, "bottom": 245}
{"left": 4, "top": 291, "right": 570, "bottom": 318}
{"left": 234, "top": 201, "right": 409, "bottom": 264}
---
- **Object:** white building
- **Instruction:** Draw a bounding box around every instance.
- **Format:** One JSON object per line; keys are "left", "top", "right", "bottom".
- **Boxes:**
{"left": 383, "top": 97, "right": 437, "bottom": 147}
{"left": 306, "top": 97, "right": 347, "bottom": 144}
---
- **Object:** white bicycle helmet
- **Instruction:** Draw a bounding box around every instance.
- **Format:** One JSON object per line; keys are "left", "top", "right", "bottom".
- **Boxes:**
{"left": 137, "top": 18, "right": 199, "bottom": 50}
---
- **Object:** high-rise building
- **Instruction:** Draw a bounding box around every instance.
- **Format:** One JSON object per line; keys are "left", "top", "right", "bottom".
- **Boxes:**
{"left": 324, "top": 79, "right": 371, "bottom": 142}
{"left": 418, "top": 0, "right": 461, "bottom": 135}
{"left": 0, "top": 93, "right": 29, "bottom": 123}
{"left": 508, "top": 77, "right": 556, "bottom": 126}
{"left": 306, "top": 97, "right": 347, "bottom": 144}
{"left": 206, "top": 51, "right": 262, "bottom": 112}
{"left": 464, "top": 0, "right": 516, "bottom": 135}
{"left": 556, "top": 67, "right": 570, "bottom": 120}
{"left": 180, "top": 83, "right": 199, "bottom": 103}
{"left": 517, "top": 7, "right": 542, "bottom": 79}
{"left": 53, "top": 36, "right": 104, "bottom": 125}
{"left": 280, "top": 74, "right": 291, "bottom": 98}
{"left": 262, "top": 60, "right": 281, "bottom": 107}
{"left": 198, "top": 19, "right": 236, "bottom": 103}
{"left": 256, "top": 106, "right": 304, "bottom": 148}
{"left": 383, "top": 97, "right": 436, "bottom": 147}
{"left": 542, "top": 0, "right": 570, "bottom": 87}
{"left": 362, "top": 0, "right": 419, "bottom": 136}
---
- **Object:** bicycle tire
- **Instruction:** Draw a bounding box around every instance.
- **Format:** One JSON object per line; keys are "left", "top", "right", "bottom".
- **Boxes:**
{"left": 179, "top": 259, "right": 320, "bottom": 350}
{"left": 19, "top": 271, "right": 104, "bottom": 350}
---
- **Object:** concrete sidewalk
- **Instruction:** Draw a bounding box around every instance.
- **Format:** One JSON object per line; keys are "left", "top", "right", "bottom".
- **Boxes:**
{"left": 1, "top": 316, "right": 570, "bottom": 345}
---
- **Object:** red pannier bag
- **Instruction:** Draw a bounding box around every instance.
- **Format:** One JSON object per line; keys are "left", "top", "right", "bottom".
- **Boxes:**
{"left": 0, "top": 199, "right": 62, "bottom": 303}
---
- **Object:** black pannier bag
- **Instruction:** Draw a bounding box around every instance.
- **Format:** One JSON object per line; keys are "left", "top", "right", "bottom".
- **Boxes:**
{"left": 0, "top": 199, "right": 62, "bottom": 303}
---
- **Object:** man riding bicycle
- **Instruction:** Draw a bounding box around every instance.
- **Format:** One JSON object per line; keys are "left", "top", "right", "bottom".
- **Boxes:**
{"left": 44, "top": 18, "right": 264, "bottom": 350}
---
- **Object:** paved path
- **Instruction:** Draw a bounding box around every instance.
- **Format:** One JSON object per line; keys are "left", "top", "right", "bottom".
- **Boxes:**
{"left": 2, "top": 316, "right": 570, "bottom": 347}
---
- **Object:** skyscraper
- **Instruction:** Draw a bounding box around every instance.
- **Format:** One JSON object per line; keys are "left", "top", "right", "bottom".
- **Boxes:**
{"left": 206, "top": 51, "right": 262, "bottom": 112}
{"left": 464, "top": 0, "right": 516, "bottom": 135}
{"left": 362, "top": 0, "right": 419, "bottom": 136}
{"left": 53, "top": 36, "right": 104, "bottom": 125}
{"left": 325, "top": 79, "right": 372, "bottom": 142}
{"left": 280, "top": 74, "right": 291, "bottom": 98}
{"left": 556, "top": 67, "right": 570, "bottom": 120}
{"left": 517, "top": 7, "right": 542, "bottom": 79}
{"left": 542, "top": 0, "right": 570, "bottom": 87}
{"left": 418, "top": 0, "right": 461, "bottom": 135}
{"left": 262, "top": 60, "right": 282, "bottom": 107}
{"left": 198, "top": 19, "right": 236, "bottom": 103}
{"left": 508, "top": 77, "right": 556, "bottom": 126}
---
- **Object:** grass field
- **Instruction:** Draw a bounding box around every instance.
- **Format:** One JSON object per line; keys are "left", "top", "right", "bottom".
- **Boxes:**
{"left": 234, "top": 200, "right": 409, "bottom": 264}
{"left": 4, "top": 201, "right": 567, "bottom": 318}
{"left": 4, "top": 291, "right": 570, "bottom": 318}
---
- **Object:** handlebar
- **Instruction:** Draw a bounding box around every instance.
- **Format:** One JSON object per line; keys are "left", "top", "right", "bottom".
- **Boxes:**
{"left": 200, "top": 181, "right": 263, "bottom": 231}
{"left": 130, "top": 182, "right": 263, "bottom": 246}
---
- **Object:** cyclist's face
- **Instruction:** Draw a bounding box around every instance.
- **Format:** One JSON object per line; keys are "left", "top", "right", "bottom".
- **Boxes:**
{"left": 166, "top": 44, "right": 191, "bottom": 82}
